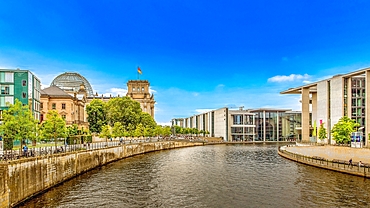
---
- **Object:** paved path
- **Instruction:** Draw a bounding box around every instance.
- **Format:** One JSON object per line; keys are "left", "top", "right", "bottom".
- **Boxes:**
{"left": 285, "top": 145, "right": 370, "bottom": 164}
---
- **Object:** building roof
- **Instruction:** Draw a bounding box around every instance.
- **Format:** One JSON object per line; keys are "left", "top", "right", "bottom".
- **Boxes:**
{"left": 41, "top": 86, "right": 73, "bottom": 98}
{"left": 50, "top": 72, "right": 94, "bottom": 96}
{"left": 280, "top": 66, "right": 370, "bottom": 94}
{"left": 248, "top": 108, "right": 292, "bottom": 112}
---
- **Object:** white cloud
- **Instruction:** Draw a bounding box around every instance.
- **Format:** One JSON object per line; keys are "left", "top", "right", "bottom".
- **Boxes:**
{"left": 268, "top": 74, "right": 310, "bottom": 82}
{"left": 157, "top": 122, "right": 171, "bottom": 126}
{"left": 149, "top": 87, "right": 157, "bottom": 94}
{"left": 102, "top": 87, "right": 127, "bottom": 97}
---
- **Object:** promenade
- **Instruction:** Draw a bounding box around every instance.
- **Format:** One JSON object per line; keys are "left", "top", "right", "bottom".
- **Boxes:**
{"left": 285, "top": 145, "right": 370, "bottom": 164}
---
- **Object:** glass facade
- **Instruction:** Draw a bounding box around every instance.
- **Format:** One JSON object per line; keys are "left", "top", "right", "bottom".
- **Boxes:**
{"left": 351, "top": 77, "right": 365, "bottom": 127}
{"left": 251, "top": 110, "right": 301, "bottom": 142}
{"left": 230, "top": 113, "right": 254, "bottom": 141}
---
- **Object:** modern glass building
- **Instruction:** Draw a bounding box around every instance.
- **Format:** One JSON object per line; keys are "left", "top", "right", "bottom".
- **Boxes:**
{"left": 281, "top": 67, "right": 370, "bottom": 146}
{"left": 0, "top": 69, "right": 41, "bottom": 121}
{"left": 172, "top": 107, "right": 301, "bottom": 142}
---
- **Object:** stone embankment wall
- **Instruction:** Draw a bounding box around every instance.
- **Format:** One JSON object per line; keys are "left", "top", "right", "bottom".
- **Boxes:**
{"left": 0, "top": 141, "right": 203, "bottom": 207}
{"left": 278, "top": 146, "right": 370, "bottom": 178}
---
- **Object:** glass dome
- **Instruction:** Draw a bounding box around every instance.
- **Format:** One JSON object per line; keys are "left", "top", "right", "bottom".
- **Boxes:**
{"left": 50, "top": 72, "right": 94, "bottom": 96}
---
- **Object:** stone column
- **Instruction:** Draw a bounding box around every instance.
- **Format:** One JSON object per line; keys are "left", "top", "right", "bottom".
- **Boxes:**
{"left": 365, "top": 71, "right": 370, "bottom": 147}
{"left": 312, "top": 92, "right": 317, "bottom": 141}
{"left": 302, "top": 87, "right": 310, "bottom": 142}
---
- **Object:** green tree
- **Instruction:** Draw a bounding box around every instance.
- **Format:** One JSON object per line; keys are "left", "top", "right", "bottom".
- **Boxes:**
{"left": 154, "top": 125, "right": 163, "bottom": 137}
{"left": 332, "top": 116, "right": 360, "bottom": 144}
{"left": 40, "top": 110, "right": 67, "bottom": 148}
{"left": 139, "top": 112, "right": 157, "bottom": 129}
{"left": 144, "top": 126, "right": 154, "bottom": 137}
{"left": 112, "top": 122, "right": 125, "bottom": 138}
{"left": 106, "top": 97, "right": 142, "bottom": 130}
{"left": 66, "top": 124, "right": 79, "bottom": 137}
{"left": 163, "top": 126, "right": 172, "bottom": 137}
{"left": 193, "top": 128, "right": 199, "bottom": 136}
{"left": 174, "top": 125, "right": 183, "bottom": 135}
{"left": 100, "top": 124, "right": 112, "bottom": 142}
{"left": 318, "top": 123, "right": 327, "bottom": 141}
{"left": 86, "top": 99, "right": 107, "bottom": 133}
{"left": 0, "top": 99, "right": 38, "bottom": 150}
{"left": 134, "top": 123, "right": 145, "bottom": 138}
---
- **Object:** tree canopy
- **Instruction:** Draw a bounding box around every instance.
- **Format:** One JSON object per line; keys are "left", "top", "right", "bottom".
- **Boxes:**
{"left": 39, "top": 110, "right": 67, "bottom": 146}
{"left": 332, "top": 116, "right": 360, "bottom": 144}
{"left": 106, "top": 97, "right": 142, "bottom": 128}
{"left": 318, "top": 123, "right": 327, "bottom": 141}
{"left": 86, "top": 99, "right": 107, "bottom": 133}
{"left": 0, "top": 99, "right": 37, "bottom": 149}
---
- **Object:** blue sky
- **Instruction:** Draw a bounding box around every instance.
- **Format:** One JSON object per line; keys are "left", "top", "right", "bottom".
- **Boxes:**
{"left": 1, "top": 1, "right": 370, "bottom": 124}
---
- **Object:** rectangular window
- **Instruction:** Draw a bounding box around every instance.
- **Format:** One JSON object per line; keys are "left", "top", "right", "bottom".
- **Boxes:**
{"left": 5, "top": 96, "right": 13, "bottom": 106}
{"left": 62, "top": 115, "right": 66, "bottom": 120}
{"left": 40, "top": 102, "right": 43, "bottom": 109}
{"left": 5, "top": 72, "right": 13, "bottom": 82}
{"left": 52, "top": 103, "right": 56, "bottom": 110}
{"left": 62, "top": 103, "right": 66, "bottom": 109}
{"left": 22, "top": 92, "right": 26, "bottom": 98}
{"left": 1, "top": 86, "right": 9, "bottom": 95}
{"left": 22, "top": 80, "right": 27, "bottom": 86}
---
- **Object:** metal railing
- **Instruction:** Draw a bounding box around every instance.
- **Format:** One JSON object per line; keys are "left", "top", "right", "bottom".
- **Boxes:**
{"left": 278, "top": 146, "right": 370, "bottom": 177}
{"left": 0, "top": 137, "right": 203, "bottom": 162}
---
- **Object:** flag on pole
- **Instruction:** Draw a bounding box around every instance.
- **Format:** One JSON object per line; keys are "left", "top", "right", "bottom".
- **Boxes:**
{"left": 137, "top": 67, "right": 142, "bottom": 74}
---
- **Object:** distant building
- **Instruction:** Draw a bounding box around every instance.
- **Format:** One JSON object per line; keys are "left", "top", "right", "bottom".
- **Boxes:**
{"left": 0, "top": 69, "right": 41, "bottom": 121}
{"left": 40, "top": 84, "right": 88, "bottom": 129}
{"left": 172, "top": 107, "right": 256, "bottom": 141}
{"left": 50, "top": 72, "right": 94, "bottom": 97}
{"left": 49, "top": 73, "right": 156, "bottom": 126}
{"left": 126, "top": 80, "right": 155, "bottom": 118}
{"left": 281, "top": 67, "right": 370, "bottom": 145}
{"left": 249, "top": 109, "right": 301, "bottom": 141}
{"left": 172, "top": 107, "right": 301, "bottom": 142}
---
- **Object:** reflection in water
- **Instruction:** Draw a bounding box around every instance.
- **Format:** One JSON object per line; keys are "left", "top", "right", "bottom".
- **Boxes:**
{"left": 18, "top": 144, "right": 370, "bottom": 208}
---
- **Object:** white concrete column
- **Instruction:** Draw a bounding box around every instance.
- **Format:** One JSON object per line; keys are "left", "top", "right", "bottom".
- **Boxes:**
{"left": 312, "top": 92, "right": 317, "bottom": 141}
{"left": 365, "top": 71, "right": 370, "bottom": 147}
{"left": 263, "top": 111, "right": 266, "bottom": 141}
{"left": 347, "top": 78, "right": 352, "bottom": 118}
{"left": 302, "top": 87, "right": 310, "bottom": 142}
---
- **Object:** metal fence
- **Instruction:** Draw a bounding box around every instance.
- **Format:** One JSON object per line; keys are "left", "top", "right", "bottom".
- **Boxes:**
{"left": 278, "top": 146, "right": 370, "bottom": 177}
{"left": 0, "top": 137, "right": 203, "bottom": 161}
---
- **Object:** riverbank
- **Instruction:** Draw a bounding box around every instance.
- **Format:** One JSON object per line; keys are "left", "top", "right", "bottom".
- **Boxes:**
{"left": 0, "top": 141, "right": 204, "bottom": 208}
{"left": 279, "top": 145, "right": 370, "bottom": 178}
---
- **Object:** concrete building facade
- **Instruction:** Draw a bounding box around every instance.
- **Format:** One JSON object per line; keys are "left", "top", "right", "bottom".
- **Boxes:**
{"left": 173, "top": 107, "right": 301, "bottom": 142}
{"left": 281, "top": 67, "right": 370, "bottom": 145}
{"left": 0, "top": 69, "right": 41, "bottom": 121}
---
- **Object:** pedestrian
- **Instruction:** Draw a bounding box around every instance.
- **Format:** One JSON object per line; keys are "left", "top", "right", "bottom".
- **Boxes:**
{"left": 349, "top": 158, "right": 353, "bottom": 168}
{"left": 359, "top": 161, "right": 363, "bottom": 167}
{"left": 23, "top": 144, "right": 28, "bottom": 157}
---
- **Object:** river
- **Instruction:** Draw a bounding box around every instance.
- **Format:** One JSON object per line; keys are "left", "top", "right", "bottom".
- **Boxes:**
{"left": 17, "top": 144, "right": 370, "bottom": 207}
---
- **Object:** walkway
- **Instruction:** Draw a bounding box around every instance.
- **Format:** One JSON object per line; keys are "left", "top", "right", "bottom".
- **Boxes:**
{"left": 285, "top": 145, "right": 370, "bottom": 164}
